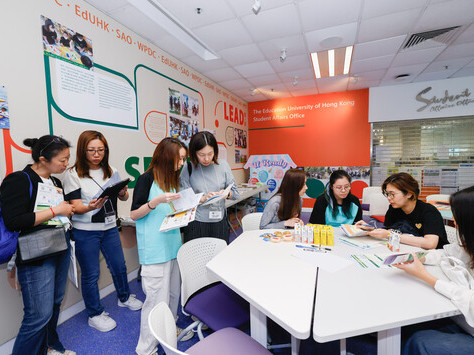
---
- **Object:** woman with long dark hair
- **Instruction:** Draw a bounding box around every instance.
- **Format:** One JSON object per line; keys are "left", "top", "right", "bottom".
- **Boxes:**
{"left": 62, "top": 130, "right": 142, "bottom": 332}
{"left": 309, "top": 169, "right": 362, "bottom": 227}
{"left": 396, "top": 186, "right": 474, "bottom": 354}
{"left": 131, "top": 137, "right": 192, "bottom": 355}
{"left": 1, "top": 135, "right": 75, "bottom": 354}
{"left": 259, "top": 168, "right": 306, "bottom": 229}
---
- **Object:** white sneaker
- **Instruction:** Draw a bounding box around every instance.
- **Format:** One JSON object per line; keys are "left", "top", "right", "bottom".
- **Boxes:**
{"left": 177, "top": 327, "right": 194, "bottom": 341}
{"left": 191, "top": 315, "right": 209, "bottom": 331}
{"left": 88, "top": 312, "right": 117, "bottom": 332}
{"left": 117, "top": 294, "right": 143, "bottom": 311}
{"left": 47, "top": 350, "right": 76, "bottom": 355}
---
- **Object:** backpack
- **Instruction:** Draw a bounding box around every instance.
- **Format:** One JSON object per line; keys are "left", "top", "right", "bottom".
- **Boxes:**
{"left": 0, "top": 171, "right": 33, "bottom": 264}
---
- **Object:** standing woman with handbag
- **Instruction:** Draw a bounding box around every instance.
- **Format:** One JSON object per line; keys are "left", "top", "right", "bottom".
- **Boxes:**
{"left": 0, "top": 135, "right": 75, "bottom": 355}
{"left": 131, "top": 137, "right": 192, "bottom": 355}
{"left": 62, "top": 130, "right": 142, "bottom": 332}
{"left": 179, "top": 131, "right": 239, "bottom": 244}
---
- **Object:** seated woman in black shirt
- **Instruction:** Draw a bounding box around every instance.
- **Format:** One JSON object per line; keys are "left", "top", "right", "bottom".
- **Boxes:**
{"left": 309, "top": 169, "right": 362, "bottom": 227}
{"left": 357, "top": 172, "right": 448, "bottom": 249}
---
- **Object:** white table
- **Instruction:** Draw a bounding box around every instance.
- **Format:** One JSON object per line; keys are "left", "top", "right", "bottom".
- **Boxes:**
{"left": 313, "top": 230, "right": 461, "bottom": 355}
{"left": 207, "top": 229, "right": 317, "bottom": 355}
{"left": 225, "top": 184, "right": 269, "bottom": 209}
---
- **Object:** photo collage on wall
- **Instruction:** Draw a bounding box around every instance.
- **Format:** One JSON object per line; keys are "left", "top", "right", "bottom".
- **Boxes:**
{"left": 0, "top": 86, "right": 10, "bottom": 129}
{"left": 41, "top": 15, "right": 93, "bottom": 69}
{"left": 234, "top": 128, "right": 248, "bottom": 163}
{"left": 168, "top": 88, "right": 199, "bottom": 147}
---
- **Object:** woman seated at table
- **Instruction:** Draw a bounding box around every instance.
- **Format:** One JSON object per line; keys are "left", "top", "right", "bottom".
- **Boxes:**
{"left": 309, "top": 169, "right": 362, "bottom": 227}
{"left": 395, "top": 186, "right": 474, "bottom": 354}
{"left": 357, "top": 172, "right": 448, "bottom": 249}
{"left": 259, "top": 168, "right": 306, "bottom": 229}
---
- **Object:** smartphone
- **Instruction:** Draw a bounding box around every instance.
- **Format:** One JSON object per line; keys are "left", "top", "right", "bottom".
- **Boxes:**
{"left": 359, "top": 224, "right": 375, "bottom": 231}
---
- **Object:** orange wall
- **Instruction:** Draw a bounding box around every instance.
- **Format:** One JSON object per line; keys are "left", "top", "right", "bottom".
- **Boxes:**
{"left": 248, "top": 89, "right": 370, "bottom": 167}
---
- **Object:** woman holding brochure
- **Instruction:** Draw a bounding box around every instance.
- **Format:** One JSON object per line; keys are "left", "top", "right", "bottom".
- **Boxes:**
{"left": 130, "top": 137, "right": 193, "bottom": 355}
{"left": 260, "top": 168, "right": 306, "bottom": 229}
{"left": 63, "top": 130, "right": 142, "bottom": 333}
{"left": 396, "top": 186, "right": 474, "bottom": 354}
{"left": 357, "top": 172, "right": 448, "bottom": 249}
{"left": 180, "top": 131, "right": 239, "bottom": 244}
{"left": 1, "top": 135, "right": 75, "bottom": 355}
{"left": 309, "top": 169, "right": 362, "bottom": 227}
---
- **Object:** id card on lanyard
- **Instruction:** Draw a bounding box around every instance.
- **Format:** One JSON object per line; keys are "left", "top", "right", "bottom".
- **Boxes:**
{"left": 91, "top": 177, "right": 116, "bottom": 225}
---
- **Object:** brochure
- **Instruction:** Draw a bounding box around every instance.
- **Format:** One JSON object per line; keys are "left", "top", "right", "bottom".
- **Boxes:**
{"left": 168, "top": 188, "right": 203, "bottom": 215}
{"left": 341, "top": 224, "right": 368, "bottom": 237}
{"left": 201, "top": 183, "right": 234, "bottom": 206}
{"left": 382, "top": 251, "right": 429, "bottom": 265}
{"left": 34, "top": 182, "right": 69, "bottom": 226}
{"left": 160, "top": 207, "right": 196, "bottom": 232}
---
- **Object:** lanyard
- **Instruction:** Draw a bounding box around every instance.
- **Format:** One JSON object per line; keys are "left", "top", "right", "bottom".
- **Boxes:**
{"left": 90, "top": 177, "right": 114, "bottom": 213}
{"left": 199, "top": 163, "right": 221, "bottom": 194}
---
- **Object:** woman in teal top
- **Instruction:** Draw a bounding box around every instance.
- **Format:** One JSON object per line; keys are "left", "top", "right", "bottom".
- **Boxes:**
{"left": 130, "top": 137, "right": 191, "bottom": 355}
{"left": 309, "top": 169, "right": 362, "bottom": 227}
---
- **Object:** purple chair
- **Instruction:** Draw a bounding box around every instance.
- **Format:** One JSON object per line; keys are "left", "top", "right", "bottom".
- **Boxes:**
{"left": 148, "top": 302, "right": 271, "bottom": 355}
{"left": 177, "top": 238, "right": 250, "bottom": 340}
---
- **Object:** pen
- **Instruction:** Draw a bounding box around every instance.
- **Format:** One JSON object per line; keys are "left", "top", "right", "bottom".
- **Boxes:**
{"left": 302, "top": 248, "right": 326, "bottom": 253}
{"left": 351, "top": 254, "right": 367, "bottom": 268}
{"left": 296, "top": 244, "right": 331, "bottom": 251}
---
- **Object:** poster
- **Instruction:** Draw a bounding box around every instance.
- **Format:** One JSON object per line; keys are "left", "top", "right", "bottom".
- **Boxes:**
{"left": 169, "top": 116, "right": 199, "bottom": 147}
{"left": 0, "top": 86, "right": 10, "bottom": 129}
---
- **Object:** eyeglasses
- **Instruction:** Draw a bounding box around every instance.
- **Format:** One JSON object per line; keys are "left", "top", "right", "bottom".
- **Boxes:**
{"left": 383, "top": 191, "right": 402, "bottom": 199}
{"left": 333, "top": 185, "right": 351, "bottom": 191}
{"left": 86, "top": 148, "right": 106, "bottom": 155}
{"left": 40, "top": 137, "right": 62, "bottom": 156}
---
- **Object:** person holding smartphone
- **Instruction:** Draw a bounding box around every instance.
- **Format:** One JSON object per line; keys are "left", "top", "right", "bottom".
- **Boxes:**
{"left": 395, "top": 186, "right": 474, "bottom": 354}
{"left": 309, "top": 169, "right": 362, "bottom": 227}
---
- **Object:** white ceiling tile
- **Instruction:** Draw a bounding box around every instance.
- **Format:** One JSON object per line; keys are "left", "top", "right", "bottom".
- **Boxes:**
{"left": 362, "top": 0, "right": 427, "bottom": 19}
{"left": 305, "top": 22, "right": 358, "bottom": 52}
{"left": 383, "top": 63, "right": 428, "bottom": 81}
{"left": 285, "top": 79, "right": 316, "bottom": 90}
{"left": 351, "top": 69, "right": 387, "bottom": 81}
{"left": 220, "top": 78, "right": 253, "bottom": 91}
{"left": 453, "top": 23, "right": 474, "bottom": 45}
{"left": 451, "top": 68, "right": 474, "bottom": 78}
{"left": 84, "top": 0, "right": 129, "bottom": 13}
{"left": 203, "top": 67, "right": 242, "bottom": 82}
{"left": 180, "top": 55, "right": 229, "bottom": 73}
{"left": 351, "top": 55, "right": 395, "bottom": 73}
{"left": 194, "top": 19, "right": 253, "bottom": 51}
{"left": 391, "top": 46, "right": 445, "bottom": 66}
{"left": 155, "top": 0, "right": 235, "bottom": 29}
{"left": 262, "top": 90, "right": 292, "bottom": 100}
{"left": 241, "top": 4, "right": 301, "bottom": 42}
{"left": 278, "top": 68, "right": 315, "bottom": 82}
{"left": 316, "top": 77, "right": 350, "bottom": 94}
{"left": 436, "top": 42, "right": 474, "bottom": 61}
{"left": 149, "top": 34, "right": 196, "bottom": 59}
{"left": 353, "top": 35, "right": 407, "bottom": 61}
{"left": 234, "top": 61, "right": 276, "bottom": 77}
{"left": 299, "top": 0, "right": 362, "bottom": 32}
{"left": 269, "top": 54, "right": 311, "bottom": 73}
{"left": 248, "top": 74, "right": 282, "bottom": 87}
{"left": 414, "top": 69, "right": 459, "bottom": 82}
{"left": 358, "top": 9, "right": 421, "bottom": 43}
{"left": 258, "top": 34, "right": 308, "bottom": 59}
{"left": 226, "top": 0, "right": 292, "bottom": 17}
{"left": 347, "top": 79, "right": 381, "bottom": 90}
{"left": 218, "top": 44, "right": 265, "bottom": 66}
{"left": 424, "top": 57, "right": 472, "bottom": 72}
{"left": 291, "top": 88, "right": 320, "bottom": 97}
{"left": 415, "top": 0, "right": 474, "bottom": 32}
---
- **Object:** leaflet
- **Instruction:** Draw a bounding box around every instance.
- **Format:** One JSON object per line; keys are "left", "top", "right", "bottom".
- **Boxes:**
{"left": 201, "top": 183, "right": 234, "bottom": 206}
{"left": 34, "top": 182, "right": 69, "bottom": 226}
{"left": 382, "top": 251, "right": 428, "bottom": 265}
{"left": 160, "top": 207, "right": 196, "bottom": 232}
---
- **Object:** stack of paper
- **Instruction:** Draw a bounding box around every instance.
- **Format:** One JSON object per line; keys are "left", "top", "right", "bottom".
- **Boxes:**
{"left": 341, "top": 224, "right": 367, "bottom": 237}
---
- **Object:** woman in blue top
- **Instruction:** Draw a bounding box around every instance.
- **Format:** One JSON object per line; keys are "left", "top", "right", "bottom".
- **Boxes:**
{"left": 130, "top": 137, "right": 191, "bottom": 355}
{"left": 309, "top": 169, "right": 362, "bottom": 227}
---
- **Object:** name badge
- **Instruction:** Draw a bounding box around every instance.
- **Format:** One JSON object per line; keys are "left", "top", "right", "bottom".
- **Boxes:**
{"left": 209, "top": 205, "right": 222, "bottom": 220}
{"left": 104, "top": 210, "right": 116, "bottom": 225}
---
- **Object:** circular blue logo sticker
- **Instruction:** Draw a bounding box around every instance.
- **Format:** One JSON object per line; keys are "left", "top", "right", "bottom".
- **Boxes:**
{"left": 266, "top": 179, "right": 277, "bottom": 192}
{"left": 258, "top": 170, "right": 269, "bottom": 182}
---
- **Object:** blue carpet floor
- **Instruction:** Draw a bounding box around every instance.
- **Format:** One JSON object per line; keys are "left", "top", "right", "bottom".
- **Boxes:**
{"left": 56, "top": 212, "right": 377, "bottom": 354}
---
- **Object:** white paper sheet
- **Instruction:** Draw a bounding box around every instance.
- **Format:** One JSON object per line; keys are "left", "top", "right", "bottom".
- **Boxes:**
{"left": 292, "top": 249, "right": 352, "bottom": 273}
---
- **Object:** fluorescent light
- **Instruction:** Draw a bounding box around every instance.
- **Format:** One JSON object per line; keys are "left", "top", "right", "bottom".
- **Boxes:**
{"left": 343, "top": 45, "right": 353, "bottom": 75}
{"left": 328, "top": 49, "right": 335, "bottom": 77}
{"left": 128, "top": 0, "right": 219, "bottom": 60}
{"left": 310, "top": 52, "right": 321, "bottom": 78}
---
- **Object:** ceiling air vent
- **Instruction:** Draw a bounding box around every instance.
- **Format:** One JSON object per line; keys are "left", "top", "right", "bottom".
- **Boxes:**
{"left": 403, "top": 26, "right": 462, "bottom": 50}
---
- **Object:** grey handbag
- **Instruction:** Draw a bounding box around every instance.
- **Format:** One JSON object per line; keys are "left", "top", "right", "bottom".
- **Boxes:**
{"left": 18, "top": 227, "right": 68, "bottom": 262}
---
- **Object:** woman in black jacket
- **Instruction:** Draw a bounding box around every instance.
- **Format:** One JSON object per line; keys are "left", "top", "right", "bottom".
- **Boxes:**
{"left": 0, "top": 135, "right": 75, "bottom": 355}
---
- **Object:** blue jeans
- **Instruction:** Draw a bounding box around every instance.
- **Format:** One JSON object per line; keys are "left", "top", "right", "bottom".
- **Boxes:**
{"left": 13, "top": 246, "right": 70, "bottom": 355}
{"left": 404, "top": 323, "right": 474, "bottom": 354}
{"left": 73, "top": 227, "right": 130, "bottom": 318}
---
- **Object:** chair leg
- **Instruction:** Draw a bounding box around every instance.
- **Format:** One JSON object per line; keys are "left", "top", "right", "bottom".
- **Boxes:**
{"left": 178, "top": 321, "right": 200, "bottom": 341}
{"left": 197, "top": 321, "right": 204, "bottom": 340}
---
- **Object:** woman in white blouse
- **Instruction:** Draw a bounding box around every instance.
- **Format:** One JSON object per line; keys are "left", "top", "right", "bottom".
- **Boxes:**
{"left": 396, "top": 186, "right": 474, "bottom": 354}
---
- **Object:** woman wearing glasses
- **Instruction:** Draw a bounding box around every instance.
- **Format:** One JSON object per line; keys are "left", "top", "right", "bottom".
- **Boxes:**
{"left": 309, "top": 169, "right": 362, "bottom": 227}
{"left": 359, "top": 172, "right": 448, "bottom": 249}
{"left": 131, "top": 137, "right": 193, "bottom": 355}
{"left": 1, "top": 135, "right": 75, "bottom": 355}
{"left": 260, "top": 168, "right": 306, "bottom": 229}
{"left": 179, "top": 131, "right": 239, "bottom": 244}
{"left": 62, "top": 130, "right": 142, "bottom": 332}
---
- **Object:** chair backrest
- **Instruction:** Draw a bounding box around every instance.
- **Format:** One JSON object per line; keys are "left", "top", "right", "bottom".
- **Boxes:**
{"left": 148, "top": 302, "right": 186, "bottom": 355}
{"left": 177, "top": 237, "right": 227, "bottom": 307}
{"left": 445, "top": 225, "right": 459, "bottom": 245}
{"left": 242, "top": 212, "right": 263, "bottom": 232}
{"left": 368, "top": 191, "right": 390, "bottom": 216}
{"left": 362, "top": 186, "right": 382, "bottom": 205}
{"left": 426, "top": 194, "right": 450, "bottom": 202}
